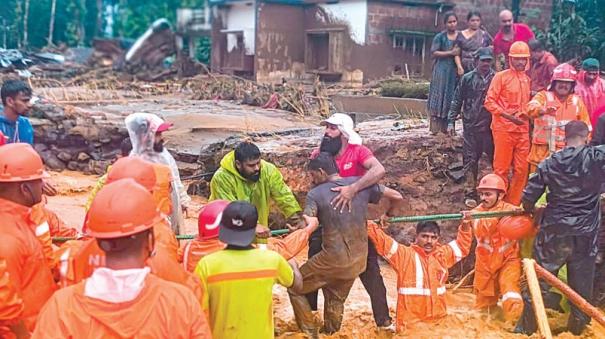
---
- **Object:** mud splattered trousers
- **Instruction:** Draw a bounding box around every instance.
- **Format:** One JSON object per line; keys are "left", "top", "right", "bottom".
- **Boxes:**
{"left": 463, "top": 129, "right": 494, "bottom": 200}
{"left": 516, "top": 231, "right": 598, "bottom": 335}
{"left": 474, "top": 257, "right": 523, "bottom": 321}
{"left": 492, "top": 130, "right": 529, "bottom": 206}
{"left": 306, "top": 228, "right": 391, "bottom": 326}
{"left": 289, "top": 252, "right": 357, "bottom": 335}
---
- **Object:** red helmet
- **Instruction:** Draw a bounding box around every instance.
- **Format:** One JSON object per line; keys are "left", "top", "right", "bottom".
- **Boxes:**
{"left": 477, "top": 174, "right": 507, "bottom": 192}
{"left": 498, "top": 215, "right": 535, "bottom": 240}
{"left": 198, "top": 200, "right": 230, "bottom": 240}
{"left": 551, "top": 63, "right": 577, "bottom": 83}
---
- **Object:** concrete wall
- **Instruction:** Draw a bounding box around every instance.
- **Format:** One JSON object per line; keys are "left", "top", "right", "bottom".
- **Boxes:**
{"left": 255, "top": 3, "right": 306, "bottom": 83}
{"left": 451, "top": 0, "right": 552, "bottom": 36}
{"left": 224, "top": 2, "right": 256, "bottom": 55}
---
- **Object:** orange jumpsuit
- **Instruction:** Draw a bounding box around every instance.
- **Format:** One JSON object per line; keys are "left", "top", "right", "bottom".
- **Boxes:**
{"left": 471, "top": 201, "right": 523, "bottom": 320}
{"left": 527, "top": 91, "right": 591, "bottom": 172}
{"left": 485, "top": 68, "right": 531, "bottom": 205}
{"left": 0, "top": 198, "right": 56, "bottom": 332}
{"left": 32, "top": 274, "right": 211, "bottom": 339}
{"left": 0, "top": 258, "right": 24, "bottom": 339}
{"left": 30, "top": 202, "right": 78, "bottom": 273}
{"left": 179, "top": 228, "right": 312, "bottom": 273}
{"left": 367, "top": 221, "right": 472, "bottom": 332}
{"left": 56, "top": 222, "right": 202, "bottom": 300}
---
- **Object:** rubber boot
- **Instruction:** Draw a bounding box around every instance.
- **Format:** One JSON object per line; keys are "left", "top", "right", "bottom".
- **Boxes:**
{"left": 567, "top": 313, "right": 589, "bottom": 336}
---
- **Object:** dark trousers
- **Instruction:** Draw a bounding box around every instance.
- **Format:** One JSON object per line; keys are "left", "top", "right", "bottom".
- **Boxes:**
{"left": 462, "top": 129, "right": 494, "bottom": 199}
{"left": 516, "top": 231, "right": 598, "bottom": 335}
{"left": 306, "top": 227, "right": 391, "bottom": 326}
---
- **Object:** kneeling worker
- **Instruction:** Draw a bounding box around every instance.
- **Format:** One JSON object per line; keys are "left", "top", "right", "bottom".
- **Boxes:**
{"left": 33, "top": 179, "right": 211, "bottom": 338}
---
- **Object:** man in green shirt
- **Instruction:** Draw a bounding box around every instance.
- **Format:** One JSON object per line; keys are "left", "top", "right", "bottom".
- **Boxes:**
{"left": 210, "top": 142, "right": 303, "bottom": 228}
{"left": 194, "top": 201, "right": 307, "bottom": 338}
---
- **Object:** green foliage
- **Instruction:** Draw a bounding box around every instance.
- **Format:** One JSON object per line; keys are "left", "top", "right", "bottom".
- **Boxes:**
{"left": 380, "top": 80, "right": 429, "bottom": 99}
{"left": 1, "top": 0, "right": 208, "bottom": 50}
{"left": 534, "top": 1, "right": 605, "bottom": 64}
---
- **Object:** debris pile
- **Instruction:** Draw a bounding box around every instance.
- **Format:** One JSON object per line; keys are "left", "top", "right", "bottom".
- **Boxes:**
{"left": 184, "top": 75, "right": 332, "bottom": 117}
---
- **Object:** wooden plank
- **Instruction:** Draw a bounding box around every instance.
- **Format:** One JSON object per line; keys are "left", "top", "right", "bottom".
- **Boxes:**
{"left": 523, "top": 258, "right": 553, "bottom": 339}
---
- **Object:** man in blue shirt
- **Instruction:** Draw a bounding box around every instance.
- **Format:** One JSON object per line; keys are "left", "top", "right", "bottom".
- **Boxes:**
{"left": 0, "top": 80, "right": 35, "bottom": 144}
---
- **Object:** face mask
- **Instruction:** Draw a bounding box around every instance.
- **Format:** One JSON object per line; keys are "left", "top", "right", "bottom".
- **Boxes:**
{"left": 319, "top": 135, "right": 342, "bottom": 155}
{"left": 22, "top": 183, "right": 40, "bottom": 206}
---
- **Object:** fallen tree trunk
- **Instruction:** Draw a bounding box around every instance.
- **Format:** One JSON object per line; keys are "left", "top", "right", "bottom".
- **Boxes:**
{"left": 534, "top": 261, "right": 605, "bottom": 328}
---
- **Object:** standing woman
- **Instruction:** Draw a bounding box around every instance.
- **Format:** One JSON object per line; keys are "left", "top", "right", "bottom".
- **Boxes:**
{"left": 428, "top": 12, "right": 460, "bottom": 135}
{"left": 455, "top": 11, "right": 493, "bottom": 74}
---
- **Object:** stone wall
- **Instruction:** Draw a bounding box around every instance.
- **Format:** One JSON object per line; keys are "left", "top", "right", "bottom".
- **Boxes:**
{"left": 31, "top": 103, "right": 129, "bottom": 174}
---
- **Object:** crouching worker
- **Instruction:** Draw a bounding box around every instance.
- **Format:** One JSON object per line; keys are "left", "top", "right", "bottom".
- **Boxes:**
{"left": 367, "top": 218, "right": 472, "bottom": 332}
{"left": 180, "top": 200, "right": 318, "bottom": 272}
{"left": 33, "top": 179, "right": 211, "bottom": 338}
{"left": 471, "top": 174, "right": 524, "bottom": 321}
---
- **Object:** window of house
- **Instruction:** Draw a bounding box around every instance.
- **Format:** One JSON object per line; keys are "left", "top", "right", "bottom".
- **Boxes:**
{"left": 392, "top": 34, "right": 425, "bottom": 57}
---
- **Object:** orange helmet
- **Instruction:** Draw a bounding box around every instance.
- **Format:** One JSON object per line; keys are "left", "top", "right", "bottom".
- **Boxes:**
{"left": 198, "top": 200, "right": 229, "bottom": 240}
{"left": 508, "top": 41, "right": 530, "bottom": 58}
{"left": 106, "top": 156, "right": 157, "bottom": 192}
{"left": 85, "top": 178, "right": 165, "bottom": 239}
{"left": 0, "top": 143, "right": 49, "bottom": 182}
{"left": 477, "top": 174, "right": 507, "bottom": 192}
{"left": 551, "top": 63, "right": 577, "bottom": 83}
{"left": 498, "top": 215, "right": 535, "bottom": 240}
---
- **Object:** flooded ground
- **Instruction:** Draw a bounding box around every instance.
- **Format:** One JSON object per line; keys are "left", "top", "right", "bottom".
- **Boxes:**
{"left": 46, "top": 171, "right": 605, "bottom": 339}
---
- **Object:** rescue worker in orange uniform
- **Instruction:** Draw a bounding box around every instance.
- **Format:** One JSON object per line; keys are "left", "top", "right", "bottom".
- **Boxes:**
{"left": 32, "top": 179, "right": 212, "bottom": 339}
{"left": 180, "top": 200, "right": 317, "bottom": 272}
{"left": 0, "top": 143, "right": 56, "bottom": 333}
{"left": 485, "top": 41, "right": 532, "bottom": 205}
{"left": 470, "top": 174, "right": 523, "bottom": 321}
{"left": 527, "top": 63, "right": 591, "bottom": 172}
{"left": 0, "top": 257, "right": 26, "bottom": 339}
{"left": 56, "top": 157, "right": 200, "bottom": 299}
{"left": 367, "top": 218, "right": 472, "bottom": 332}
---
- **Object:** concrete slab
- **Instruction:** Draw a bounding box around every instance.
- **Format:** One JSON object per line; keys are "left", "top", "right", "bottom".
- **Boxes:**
{"left": 76, "top": 95, "right": 319, "bottom": 155}
{"left": 332, "top": 95, "right": 428, "bottom": 121}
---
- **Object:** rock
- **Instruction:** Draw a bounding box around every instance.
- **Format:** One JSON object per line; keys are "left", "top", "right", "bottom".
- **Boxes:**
{"left": 77, "top": 152, "right": 91, "bottom": 161}
{"left": 100, "top": 138, "right": 111, "bottom": 144}
{"left": 34, "top": 143, "right": 48, "bottom": 153}
{"left": 57, "top": 151, "right": 73, "bottom": 162}
{"left": 67, "top": 161, "right": 79, "bottom": 171}
{"left": 45, "top": 155, "right": 66, "bottom": 171}
{"left": 69, "top": 126, "right": 99, "bottom": 139}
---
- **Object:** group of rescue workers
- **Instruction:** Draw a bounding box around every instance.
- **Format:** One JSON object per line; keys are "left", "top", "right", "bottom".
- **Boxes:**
{"left": 1, "top": 23, "right": 605, "bottom": 339}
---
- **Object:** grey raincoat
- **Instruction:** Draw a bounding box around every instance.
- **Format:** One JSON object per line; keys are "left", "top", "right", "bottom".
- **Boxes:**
{"left": 125, "top": 113, "right": 190, "bottom": 233}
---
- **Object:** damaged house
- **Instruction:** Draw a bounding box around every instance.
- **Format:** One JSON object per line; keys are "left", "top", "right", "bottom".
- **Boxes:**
{"left": 208, "top": 0, "right": 552, "bottom": 84}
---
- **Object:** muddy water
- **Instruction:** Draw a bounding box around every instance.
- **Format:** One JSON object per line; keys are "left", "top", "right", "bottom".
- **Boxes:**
{"left": 46, "top": 171, "right": 604, "bottom": 338}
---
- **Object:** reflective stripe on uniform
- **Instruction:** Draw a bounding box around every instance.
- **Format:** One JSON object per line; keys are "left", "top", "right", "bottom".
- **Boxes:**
{"left": 183, "top": 241, "right": 192, "bottom": 270}
{"left": 498, "top": 241, "right": 515, "bottom": 253}
{"left": 397, "top": 253, "right": 447, "bottom": 296}
{"left": 385, "top": 240, "right": 399, "bottom": 260}
{"left": 398, "top": 285, "right": 446, "bottom": 296}
{"left": 59, "top": 248, "right": 70, "bottom": 278}
{"left": 476, "top": 239, "right": 493, "bottom": 252}
{"left": 447, "top": 240, "right": 463, "bottom": 263}
{"left": 35, "top": 222, "right": 50, "bottom": 236}
{"left": 206, "top": 269, "right": 278, "bottom": 284}
{"left": 501, "top": 291, "right": 522, "bottom": 301}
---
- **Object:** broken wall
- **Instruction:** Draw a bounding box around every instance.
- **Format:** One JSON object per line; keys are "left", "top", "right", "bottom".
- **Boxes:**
{"left": 255, "top": 3, "right": 306, "bottom": 83}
